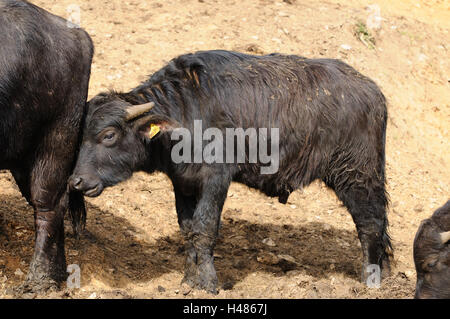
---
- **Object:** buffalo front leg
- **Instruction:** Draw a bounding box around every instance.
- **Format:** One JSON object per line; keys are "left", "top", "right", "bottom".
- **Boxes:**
{"left": 175, "top": 175, "right": 230, "bottom": 294}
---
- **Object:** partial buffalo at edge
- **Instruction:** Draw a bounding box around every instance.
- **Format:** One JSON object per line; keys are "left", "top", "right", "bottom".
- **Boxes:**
{"left": 0, "top": 0, "right": 93, "bottom": 293}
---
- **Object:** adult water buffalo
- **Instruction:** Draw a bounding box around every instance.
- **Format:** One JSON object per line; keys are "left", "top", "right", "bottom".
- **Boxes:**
{"left": 69, "top": 50, "right": 391, "bottom": 293}
{"left": 0, "top": 0, "right": 93, "bottom": 292}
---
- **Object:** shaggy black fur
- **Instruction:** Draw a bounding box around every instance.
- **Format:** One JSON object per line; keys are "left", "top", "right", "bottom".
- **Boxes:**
{"left": 414, "top": 200, "right": 450, "bottom": 299}
{"left": 0, "top": 0, "right": 93, "bottom": 292}
{"left": 71, "top": 50, "right": 392, "bottom": 293}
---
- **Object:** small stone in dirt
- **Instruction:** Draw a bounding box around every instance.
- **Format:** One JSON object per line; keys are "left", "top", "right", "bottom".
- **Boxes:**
{"left": 262, "top": 238, "right": 276, "bottom": 247}
{"left": 277, "top": 254, "right": 297, "bottom": 271}
{"left": 244, "top": 44, "right": 264, "bottom": 55}
{"left": 157, "top": 285, "right": 166, "bottom": 293}
{"left": 286, "top": 270, "right": 302, "bottom": 276}
{"left": 14, "top": 269, "right": 24, "bottom": 277}
{"left": 88, "top": 293, "right": 97, "bottom": 299}
{"left": 22, "top": 292, "right": 37, "bottom": 299}
{"left": 257, "top": 252, "right": 280, "bottom": 265}
{"left": 278, "top": 254, "right": 296, "bottom": 263}
{"left": 136, "top": 38, "right": 149, "bottom": 45}
{"left": 174, "top": 289, "right": 180, "bottom": 294}
{"left": 413, "top": 204, "right": 423, "bottom": 212}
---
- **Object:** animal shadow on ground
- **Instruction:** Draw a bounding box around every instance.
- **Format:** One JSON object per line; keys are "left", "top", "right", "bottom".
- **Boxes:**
{"left": 0, "top": 193, "right": 362, "bottom": 293}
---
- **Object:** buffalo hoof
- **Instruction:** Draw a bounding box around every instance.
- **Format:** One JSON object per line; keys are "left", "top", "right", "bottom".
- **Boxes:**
{"left": 181, "top": 269, "right": 218, "bottom": 295}
{"left": 12, "top": 278, "right": 60, "bottom": 297}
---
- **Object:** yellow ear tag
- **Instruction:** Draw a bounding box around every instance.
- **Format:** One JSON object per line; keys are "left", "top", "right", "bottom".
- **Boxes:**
{"left": 149, "top": 124, "right": 160, "bottom": 139}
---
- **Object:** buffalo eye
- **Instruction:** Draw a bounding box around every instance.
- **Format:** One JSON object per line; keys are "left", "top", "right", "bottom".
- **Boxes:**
{"left": 101, "top": 129, "right": 118, "bottom": 146}
{"left": 423, "top": 258, "right": 438, "bottom": 271}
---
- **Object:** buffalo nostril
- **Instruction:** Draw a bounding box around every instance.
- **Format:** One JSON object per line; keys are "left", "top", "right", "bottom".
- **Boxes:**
{"left": 70, "top": 177, "right": 83, "bottom": 190}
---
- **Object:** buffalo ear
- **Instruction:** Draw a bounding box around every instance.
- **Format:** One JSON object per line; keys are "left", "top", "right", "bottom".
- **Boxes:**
{"left": 132, "top": 114, "right": 181, "bottom": 141}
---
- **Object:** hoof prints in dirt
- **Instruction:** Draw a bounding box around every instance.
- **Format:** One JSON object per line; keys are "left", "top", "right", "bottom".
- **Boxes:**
{"left": 71, "top": 203, "right": 363, "bottom": 290}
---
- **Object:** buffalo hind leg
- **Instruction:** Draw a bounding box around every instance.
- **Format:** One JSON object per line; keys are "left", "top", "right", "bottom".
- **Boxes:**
{"left": 19, "top": 124, "right": 80, "bottom": 292}
{"left": 11, "top": 166, "right": 68, "bottom": 293}
{"left": 26, "top": 193, "right": 68, "bottom": 291}
{"left": 328, "top": 180, "right": 392, "bottom": 283}
{"left": 174, "top": 186, "right": 198, "bottom": 288}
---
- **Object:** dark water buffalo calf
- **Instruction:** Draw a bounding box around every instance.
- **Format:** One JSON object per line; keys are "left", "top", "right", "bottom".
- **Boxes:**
{"left": 0, "top": 0, "right": 93, "bottom": 291}
{"left": 414, "top": 200, "right": 450, "bottom": 299}
{"left": 70, "top": 50, "right": 391, "bottom": 293}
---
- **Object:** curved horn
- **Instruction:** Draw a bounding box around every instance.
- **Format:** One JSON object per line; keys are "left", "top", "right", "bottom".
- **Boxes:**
{"left": 125, "top": 102, "right": 155, "bottom": 121}
{"left": 440, "top": 231, "right": 450, "bottom": 244}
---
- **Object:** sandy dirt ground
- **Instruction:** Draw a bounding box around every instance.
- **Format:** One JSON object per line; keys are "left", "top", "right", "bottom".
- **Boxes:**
{"left": 0, "top": 0, "right": 449, "bottom": 299}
